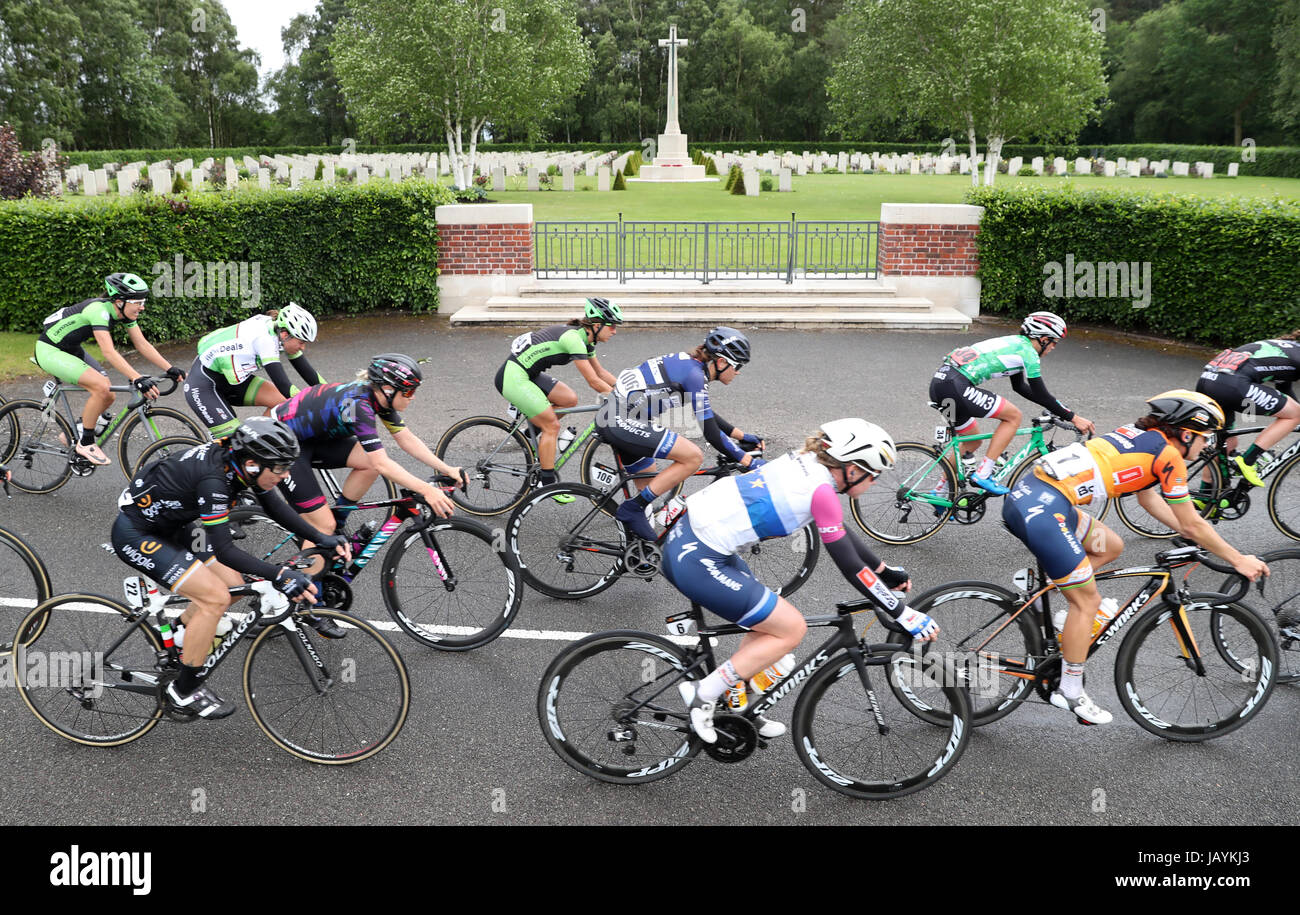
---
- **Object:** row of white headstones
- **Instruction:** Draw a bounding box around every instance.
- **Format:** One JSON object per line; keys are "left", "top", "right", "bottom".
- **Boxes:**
{"left": 54, "top": 148, "right": 1235, "bottom": 197}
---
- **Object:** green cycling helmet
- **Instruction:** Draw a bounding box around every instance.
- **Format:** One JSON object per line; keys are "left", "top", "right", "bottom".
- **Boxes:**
{"left": 584, "top": 297, "right": 623, "bottom": 325}
{"left": 105, "top": 272, "right": 149, "bottom": 300}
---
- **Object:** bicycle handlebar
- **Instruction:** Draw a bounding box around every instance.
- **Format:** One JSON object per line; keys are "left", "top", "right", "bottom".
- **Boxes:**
{"left": 1032, "top": 412, "right": 1083, "bottom": 436}
{"left": 115, "top": 374, "right": 182, "bottom": 402}
{"left": 1156, "top": 541, "right": 1256, "bottom": 604}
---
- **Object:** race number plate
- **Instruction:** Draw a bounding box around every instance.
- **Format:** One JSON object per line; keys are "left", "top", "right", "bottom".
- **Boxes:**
{"left": 592, "top": 467, "right": 617, "bottom": 487}
{"left": 122, "top": 576, "right": 144, "bottom": 608}
{"left": 42, "top": 379, "right": 58, "bottom": 398}
{"left": 665, "top": 612, "right": 694, "bottom": 636}
{"left": 934, "top": 425, "right": 950, "bottom": 443}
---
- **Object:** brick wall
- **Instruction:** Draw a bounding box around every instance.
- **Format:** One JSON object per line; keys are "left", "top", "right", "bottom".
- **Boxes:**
{"left": 436, "top": 223, "right": 533, "bottom": 274}
{"left": 877, "top": 223, "right": 979, "bottom": 276}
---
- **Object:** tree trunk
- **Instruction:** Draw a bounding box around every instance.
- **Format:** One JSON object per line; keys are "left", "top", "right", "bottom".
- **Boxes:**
{"left": 967, "top": 120, "right": 979, "bottom": 188}
{"left": 984, "top": 135, "right": 1003, "bottom": 187}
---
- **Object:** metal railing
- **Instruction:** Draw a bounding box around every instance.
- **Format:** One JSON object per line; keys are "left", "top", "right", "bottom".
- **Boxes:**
{"left": 533, "top": 215, "right": 878, "bottom": 283}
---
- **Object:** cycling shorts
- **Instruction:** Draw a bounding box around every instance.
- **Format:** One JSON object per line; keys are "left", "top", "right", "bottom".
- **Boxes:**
{"left": 1196, "top": 370, "right": 1287, "bottom": 429}
{"left": 34, "top": 340, "right": 107, "bottom": 386}
{"left": 277, "top": 437, "right": 360, "bottom": 513}
{"left": 594, "top": 403, "right": 678, "bottom": 467}
{"left": 495, "top": 360, "right": 558, "bottom": 418}
{"left": 111, "top": 512, "right": 215, "bottom": 590}
{"left": 929, "top": 364, "right": 1005, "bottom": 432}
{"left": 660, "top": 513, "right": 778, "bottom": 628}
{"left": 184, "top": 357, "right": 266, "bottom": 437}
{"left": 1000, "top": 475, "right": 1096, "bottom": 589}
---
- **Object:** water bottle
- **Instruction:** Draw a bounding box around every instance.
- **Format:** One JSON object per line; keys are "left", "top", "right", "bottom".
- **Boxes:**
{"left": 351, "top": 519, "right": 382, "bottom": 554}
{"left": 93, "top": 411, "right": 113, "bottom": 437}
{"left": 557, "top": 426, "right": 576, "bottom": 453}
{"left": 749, "top": 653, "right": 796, "bottom": 694}
{"left": 174, "top": 617, "right": 232, "bottom": 653}
{"left": 1090, "top": 597, "right": 1120, "bottom": 638}
{"left": 725, "top": 682, "right": 748, "bottom": 711}
{"left": 653, "top": 496, "right": 687, "bottom": 528}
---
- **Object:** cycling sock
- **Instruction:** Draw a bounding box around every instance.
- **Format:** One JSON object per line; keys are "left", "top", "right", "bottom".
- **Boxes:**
{"left": 331, "top": 497, "right": 358, "bottom": 528}
{"left": 78, "top": 425, "right": 95, "bottom": 446}
{"left": 1242, "top": 444, "right": 1262, "bottom": 466}
{"left": 698, "top": 659, "right": 740, "bottom": 703}
{"left": 1060, "top": 661, "right": 1085, "bottom": 700}
{"left": 175, "top": 663, "right": 202, "bottom": 696}
{"left": 630, "top": 486, "right": 655, "bottom": 508}
{"left": 976, "top": 457, "right": 996, "bottom": 478}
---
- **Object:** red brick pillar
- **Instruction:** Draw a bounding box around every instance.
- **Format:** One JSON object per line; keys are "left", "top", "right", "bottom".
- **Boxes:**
{"left": 435, "top": 204, "right": 533, "bottom": 314}
{"left": 878, "top": 204, "right": 982, "bottom": 317}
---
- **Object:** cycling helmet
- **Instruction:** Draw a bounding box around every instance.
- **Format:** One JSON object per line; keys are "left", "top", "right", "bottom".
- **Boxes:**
{"left": 819, "top": 418, "right": 896, "bottom": 474}
{"left": 274, "top": 302, "right": 318, "bottom": 342}
{"left": 228, "top": 416, "right": 300, "bottom": 467}
{"left": 703, "top": 326, "right": 752, "bottom": 366}
{"left": 105, "top": 272, "right": 149, "bottom": 301}
{"left": 367, "top": 353, "right": 422, "bottom": 393}
{"left": 584, "top": 297, "right": 624, "bottom": 324}
{"left": 1144, "top": 389, "right": 1224, "bottom": 434}
{"left": 1021, "top": 311, "right": 1067, "bottom": 341}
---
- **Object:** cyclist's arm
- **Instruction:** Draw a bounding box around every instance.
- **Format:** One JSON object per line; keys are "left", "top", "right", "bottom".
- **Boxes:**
{"left": 264, "top": 361, "right": 295, "bottom": 399}
{"left": 713, "top": 412, "right": 760, "bottom": 446}
{"left": 574, "top": 358, "right": 614, "bottom": 394}
{"left": 1134, "top": 487, "right": 1263, "bottom": 577}
{"left": 91, "top": 327, "right": 142, "bottom": 380}
{"left": 1009, "top": 373, "right": 1074, "bottom": 421}
{"left": 359, "top": 446, "right": 455, "bottom": 517}
{"left": 253, "top": 486, "right": 338, "bottom": 544}
{"left": 810, "top": 486, "right": 910, "bottom": 613}
{"left": 125, "top": 324, "right": 175, "bottom": 375}
{"left": 287, "top": 350, "right": 325, "bottom": 386}
{"left": 196, "top": 478, "right": 288, "bottom": 580}
{"left": 701, "top": 416, "right": 751, "bottom": 465}
{"left": 389, "top": 427, "right": 460, "bottom": 479}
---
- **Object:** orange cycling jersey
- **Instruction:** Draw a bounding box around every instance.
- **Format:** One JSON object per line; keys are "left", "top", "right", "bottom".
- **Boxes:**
{"left": 1032, "top": 425, "right": 1190, "bottom": 508}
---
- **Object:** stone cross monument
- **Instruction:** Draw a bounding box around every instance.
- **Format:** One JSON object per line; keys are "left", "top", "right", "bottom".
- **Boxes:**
{"left": 634, "top": 24, "right": 711, "bottom": 181}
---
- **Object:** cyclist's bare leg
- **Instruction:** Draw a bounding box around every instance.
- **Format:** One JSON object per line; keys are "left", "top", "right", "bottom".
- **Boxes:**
{"left": 76, "top": 367, "right": 115, "bottom": 438}
{"left": 294, "top": 442, "right": 375, "bottom": 576}
{"left": 253, "top": 383, "right": 287, "bottom": 416}
{"left": 1057, "top": 576, "right": 1102, "bottom": 667}
{"left": 172, "top": 562, "right": 237, "bottom": 668}
{"left": 646, "top": 438, "right": 701, "bottom": 497}
{"left": 1256, "top": 397, "right": 1300, "bottom": 451}
{"left": 724, "top": 598, "right": 807, "bottom": 681}
{"left": 984, "top": 401, "right": 1021, "bottom": 465}
{"left": 1079, "top": 512, "right": 1124, "bottom": 570}
{"left": 531, "top": 406, "right": 562, "bottom": 471}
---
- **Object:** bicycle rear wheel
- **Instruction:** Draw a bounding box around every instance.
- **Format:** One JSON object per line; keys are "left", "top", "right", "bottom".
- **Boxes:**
{"left": 578, "top": 435, "right": 684, "bottom": 502}
{"left": 1114, "top": 452, "right": 1223, "bottom": 538}
{"left": 1216, "top": 547, "right": 1300, "bottom": 684}
{"left": 792, "top": 650, "right": 970, "bottom": 799}
{"left": 243, "top": 609, "right": 410, "bottom": 764}
{"left": 738, "top": 524, "right": 819, "bottom": 598}
{"left": 537, "top": 631, "right": 701, "bottom": 785}
{"left": 1266, "top": 453, "right": 1300, "bottom": 541}
{"left": 115, "top": 407, "right": 208, "bottom": 479}
{"left": 509, "top": 482, "right": 626, "bottom": 599}
{"left": 850, "top": 442, "right": 955, "bottom": 544}
{"left": 130, "top": 434, "right": 203, "bottom": 476}
{"left": 0, "top": 401, "right": 74, "bottom": 494}
{"left": 1115, "top": 601, "right": 1276, "bottom": 741}
{"left": 381, "top": 516, "right": 523, "bottom": 651}
{"left": 0, "top": 525, "right": 53, "bottom": 657}
{"left": 435, "top": 416, "right": 534, "bottom": 516}
{"left": 14, "top": 594, "right": 165, "bottom": 746}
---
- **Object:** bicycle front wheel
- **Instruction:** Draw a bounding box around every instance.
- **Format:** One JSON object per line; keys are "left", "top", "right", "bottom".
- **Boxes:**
{"left": 537, "top": 631, "right": 701, "bottom": 785}
{"left": 243, "top": 609, "right": 410, "bottom": 764}
{"left": 1266, "top": 453, "right": 1300, "bottom": 541}
{"left": 792, "top": 650, "right": 970, "bottom": 799}
{"left": 0, "top": 401, "right": 74, "bottom": 494}
{"left": 435, "top": 416, "right": 534, "bottom": 516}
{"left": 0, "top": 525, "right": 53, "bottom": 656}
{"left": 509, "top": 482, "right": 626, "bottom": 599}
{"left": 14, "top": 594, "right": 165, "bottom": 746}
{"left": 1115, "top": 600, "right": 1277, "bottom": 741}
{"left": 130, "top": 434, "right": 203, "bottom": 476}
{"left": 1114, "top": 453, "right": 1223, "bottom": 538}
{"left": 850, "top": 442, "right": 955, "bottom": 544}
{"left": 381, "top": 516, "right": 523, "bottom": 651}
{"left": 116, "top": 407, "right": 208, "bottom": 479}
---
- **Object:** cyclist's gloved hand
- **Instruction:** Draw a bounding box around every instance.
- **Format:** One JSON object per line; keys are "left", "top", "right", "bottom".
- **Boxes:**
{"left": 878, "top": 564, "right": 910, "bottom": 589}
{"left": 740, "top": 432, "right": 762, "bottom": 447}
{"left": 132, "top": 376, "right": 158, "bottom": 394}
{"left": 745, "top": 457, "right": 766, "bottom": 472}
{"left": 895, "top": 606, "right": 939, "bottom": 640}
{"left": 165, "top": 365, "right": 185, "bottom": 382}
{"left": 274, "top": 567, "right": 313, "bottom": 600}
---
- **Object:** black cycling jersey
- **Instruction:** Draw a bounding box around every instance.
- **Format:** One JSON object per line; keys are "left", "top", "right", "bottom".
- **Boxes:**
{"left": 1205, "top": 339, "right": 1300, "bottom": 396}
{"left": 38, "top": 297, "right": 137, "bottom": 352}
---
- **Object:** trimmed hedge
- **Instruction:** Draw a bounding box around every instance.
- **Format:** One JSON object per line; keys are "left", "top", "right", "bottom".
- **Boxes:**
{"left": 0, "top": 180, "right": 456, "bottom": 342}
{"left": 966, "top": 185, "right": 1300, "bottom": 346}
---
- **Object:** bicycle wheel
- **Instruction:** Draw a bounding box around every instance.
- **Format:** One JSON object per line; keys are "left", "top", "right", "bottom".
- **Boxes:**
{"left": 243, "top": 608, "right": 410, "bottom": 764}
{"left": 537, "top": 630, "right": 701, "bottom": 785}
{"left": 227, "top": 506, "right": 301, "bottom": 563}
{"left": 116, "top": 407, "right": 209, "bottom": 479}
{"left": 850, "top": 442, "right": 955, "bottom": 544}
{"left": 1266, "top": 453, "right": 1300, "bottom": 542}
{"left": 509, "top": 482, "right": 626, "bottom": 599}
{"left": 1218, "top": 547, "right": 1300, "bottom": 684}
{"left": 1114, "top": 452, "right": 1223, "bottom": 538}
{"left": 1115, "top": 600, "right": 1277, "bottom": 741}
{"left": 435, "top": 416, "right": 534, "bottom": 516}
{"left": 13, "top": 594, "right": 165, "bottom": 746}
{"left": 737, "top": 525, "right": 820, "bottom": 598}
{"left": 792, "top": 649, "right": 970, "bottom": 799}
{"left": 904, "top": 580, "right": 1042, "bottom": 725}
{"left": 0, "top": 391, "right": 15, "bottom": 462}
{"left": 381, "top": 515, "right": 523, "bottom": 651}
{"left": 0, "top": 401, "right": 74, "bottom": 494}
{"left": 578, "top": 434, "right": 684, "bottom": 502}
{"left": 129, "top": 434, "right": 203, "bottom": 476}
{"left": 0, "top": 526, "right": 53, "bottom": 657}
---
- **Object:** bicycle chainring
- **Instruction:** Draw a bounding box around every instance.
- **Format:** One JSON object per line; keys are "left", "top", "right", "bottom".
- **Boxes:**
{"left": 704, "top": 713, "right": 758, "bottom": 763}
{"left": 623, "top": 540, "right": 662, "bottom": 580}
{"left": 1213, "top": 489, "right": 1250, "bottom": 521}
{"left": 951, "top": 491, "right": 987, "bottom": 524}
{"left": 316, "top": 573, "right": 353, "bottom": 612}
{"left": 68, "top": 455, "right": 96, "bottom": 477}
{"left": 1033, "top": 656, "right": 1062, "bottom": 702}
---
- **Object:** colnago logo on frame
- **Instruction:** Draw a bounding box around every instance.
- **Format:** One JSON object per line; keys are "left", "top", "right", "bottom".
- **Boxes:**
{"left": 49, "top": 846, "right": 152, "bottom": 895}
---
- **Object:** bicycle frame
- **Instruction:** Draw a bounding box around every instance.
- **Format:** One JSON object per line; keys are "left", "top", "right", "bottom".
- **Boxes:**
{"left": 1202, "top": 423, "right": 1300, "bottom": 487}
{"left": 906, "top": 421, "right": 1055, "bottom": 514}
{"left": 508, "top": 403, "right": 601, "bottom": 471}
{"left": 39, "top": 377, "right": 172, "bottom": 449}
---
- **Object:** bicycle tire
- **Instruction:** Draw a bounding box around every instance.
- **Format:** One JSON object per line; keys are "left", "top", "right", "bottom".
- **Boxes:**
{"left": 129, "top": 434, "right": 204, "bottom": 476}
{"left": 739, "top": 524, "right": 820, "bottom": 598}
{"left": 115, "top": 407, "right": 209, "bottom": 480}
{"left": 0, "top": 525, "right": 54, "bottom": 657}
{"left": 14, "top": 594, "right": 165, "bottom": 746}
{"left": 1218, "top": 547, "right": 1300, "bottom": 684}
{"left": 381, "top": 515, "right": 523, "bottom": 651}
{"left": 243, "top": 608, "right": 410, "bottom": 764}
{"left": 0, "top": 401, "right": 75, "bottom": 494}
{"left": 1266, "top": 452, "right": 1300, "bottom": 542}
{"left": 792, "top": 649, "right": 970, "bottom": 799}
{"left": 537, "top": 630, "right": 702, "bottom": 785}
{"left": 905, "top": 580, "right": 1042, "bottom": 725}
{"left": 435, "top": 415, "right": 534, "bottom": 516}
{"left": 509, "top": 482, "right": 626, "bottom": 599}
{"left": 850, "top": 442, "right": 955, "bottom": 544}
{"left": 0, "top": 391, "right": 16, "bottom": 463}
{"left": 226, "top": 506, "right": 302, "bottom": 564}
{"left": 1114, "top": 599, "right": 1277, "bottom": 741}
{"left": 1114, "top": 451, "right": 1223, "bottom": 539}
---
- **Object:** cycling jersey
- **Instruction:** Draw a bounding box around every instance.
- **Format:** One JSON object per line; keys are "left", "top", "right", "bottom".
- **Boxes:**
{"left": 273, "top": 382, "right": 405, "bottom": 453}
{"left": 38, "top": 298, "right": 137, "bottom": 352}
{"left": 197, "top": 315, "right": 285, "bottom": 385}
{"left": 1203, "top": 339, "right": 1300, "bottom": 389}
{"left": 939, "top": 334, "right": 1073, "bottom": 421}
{"left": 609, "top": 352, "right": 747, "bottom": 462}
{"left": 507, "top": 325, "right": 594, "bottom": 379}
{"left": 1031, "top": 426, "right": 1190, "bottom": 509}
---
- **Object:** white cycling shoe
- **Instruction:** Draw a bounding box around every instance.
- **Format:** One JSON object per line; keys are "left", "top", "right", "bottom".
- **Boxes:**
{"left": 754, "top": 715, "right": 786, "bottom": 738}
{"left": 1050, "top": 688, "right": 1113, "bottom": 725}
{"left": 678, "top": 681, "right": 717, "bottom": 743}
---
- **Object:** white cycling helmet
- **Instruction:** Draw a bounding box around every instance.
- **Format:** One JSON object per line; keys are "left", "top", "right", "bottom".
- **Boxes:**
{"left": 1020, "top": 311, "right": 1067, "bottom": 341}
{"left": 275, "top": 302, "right": 318, "bottom": 342}
{"left": 819, "top": 418, "right": 896, "bottom": 475}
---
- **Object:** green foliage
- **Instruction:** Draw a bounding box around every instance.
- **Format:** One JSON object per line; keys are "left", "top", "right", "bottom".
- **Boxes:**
{"left": 704, "top": 156, "right": 719, "bottom": 176}
{"left": 1017, "top": 165, "right": 1037, "bottom": 176}
{"left": 0, "top": 123, "right": 63, "bottom": 199}
{"left": 760, "top": 175, "right": 774, "bottom": 191}
{"left": 966, "top": 185, "right": 1300, "bottom": 345}
{"left": 612, "top": 169, "right": 626, "bottom": 190}
{"left": 724, "top": 165, "right": 740, "bottom": 191}
{"left": 730, "top": 169, "right": 748, "bottom": 195}
{"left": 170, "top": 173, "right": 189, "bottom": 194}
{"left": 0, "top": 180, "right": 457, "bottom": 340}
{"left": 623, "top": 150, "right": 641, "bottom": 177}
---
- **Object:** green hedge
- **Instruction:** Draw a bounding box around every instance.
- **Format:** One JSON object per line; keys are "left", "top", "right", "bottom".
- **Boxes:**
{"left": 966, "top": 185, "right": 1300, "bottom": 346}
{"left": 0, "top": 180, "right": 456, "bottom": 342}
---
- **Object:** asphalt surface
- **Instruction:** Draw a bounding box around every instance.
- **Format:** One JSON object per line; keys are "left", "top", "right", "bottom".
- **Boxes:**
{"left": 0, "top": 314, "right": 1296, "bottom": 826}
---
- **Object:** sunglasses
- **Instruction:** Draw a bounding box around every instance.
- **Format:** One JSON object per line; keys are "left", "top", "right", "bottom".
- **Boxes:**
{"left": 721, "top": 357, "right": 743, "bottom": 371}
{"left": 264, "top": 462, "right": 293, "bottom": 475}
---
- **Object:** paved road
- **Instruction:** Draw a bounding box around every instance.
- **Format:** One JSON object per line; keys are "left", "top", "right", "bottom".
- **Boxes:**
{"left": 1, "top": 315, "right": 1296, "bottom": 825}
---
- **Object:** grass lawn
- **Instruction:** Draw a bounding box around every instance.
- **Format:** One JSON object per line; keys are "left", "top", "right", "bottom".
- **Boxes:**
{"left": 0, "top": 337, "right": 104, "bottom": 384}
{"left": 461, "top": 173, "right": 1300, "bottom": 221}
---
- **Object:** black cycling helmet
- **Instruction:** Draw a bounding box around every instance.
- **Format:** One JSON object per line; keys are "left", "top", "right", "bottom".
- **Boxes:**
{"left": 228, "top": 416, "right": 300, "bottom": 467}
{"left": 105, "top": 272, "right": 149, "bottom": 301}
{"left": 367, "top": 353, "right": 422, "bottom": 394}
{"left": 703, "top": 326, "right": 751, "bottom": 366}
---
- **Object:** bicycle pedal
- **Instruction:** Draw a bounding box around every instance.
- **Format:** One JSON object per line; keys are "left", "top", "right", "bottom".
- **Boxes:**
{"left": 551, "top": 493, "right": 575, "bottom": 504}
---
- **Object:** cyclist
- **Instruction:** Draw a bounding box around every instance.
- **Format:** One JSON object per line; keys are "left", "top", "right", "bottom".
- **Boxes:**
{"left": 929, "top": 311, "right": 1094, "bottom": 495}
{"left": 663, "top": 419, "right": 939, "bottom": 742}
{"left": 1194, "top": 336, "right": 1300, "bottom": 486}
{"left": 1000, "top": 390, "right": 1268, "bottom": 725}
{"left": 495, "top": 297, "right": 622, "bottom": 486}
{"left": 185, "top": 303, "right": 325, "bottom": 438}
{"left": 34, "top": 272, "right": 185, "bottom": 466}
{"left": 600, "top": 326, "right": 764, "bottom": 541}
{"left": 110, "top": 417, "right": 350, "bottom": 719}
